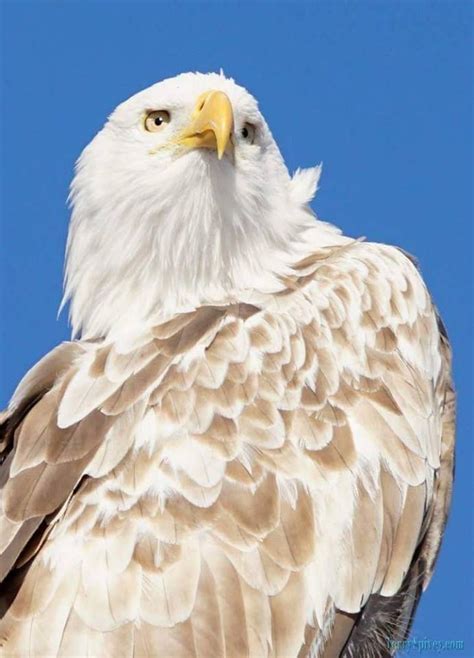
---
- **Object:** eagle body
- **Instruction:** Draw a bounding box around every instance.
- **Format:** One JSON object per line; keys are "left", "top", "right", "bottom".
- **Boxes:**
{"left": 0, "top": 73, "right": 454, "bottom": 658}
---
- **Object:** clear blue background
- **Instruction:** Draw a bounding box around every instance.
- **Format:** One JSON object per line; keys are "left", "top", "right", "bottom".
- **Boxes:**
{"left": 1, "top": 1, "right": 472, "bottom": 654}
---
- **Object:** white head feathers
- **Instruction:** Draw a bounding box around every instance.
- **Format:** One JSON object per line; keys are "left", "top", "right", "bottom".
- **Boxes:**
{"left": 63, "top": 72, "right": 341, "bottom": 339}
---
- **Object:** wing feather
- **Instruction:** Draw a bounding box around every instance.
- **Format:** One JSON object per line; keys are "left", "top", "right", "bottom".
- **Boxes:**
{"left": 0, "top": 242, "right": 454, "bottom": 658}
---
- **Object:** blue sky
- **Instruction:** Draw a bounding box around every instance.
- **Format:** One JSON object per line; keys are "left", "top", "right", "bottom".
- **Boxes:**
{"left": 1, "top": 1, "right": 472, "bottom": 653}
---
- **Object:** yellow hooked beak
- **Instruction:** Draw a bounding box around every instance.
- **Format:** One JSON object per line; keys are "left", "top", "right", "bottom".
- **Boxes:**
{"left": 178, "top": 90, "right": 234, "bottom": 160}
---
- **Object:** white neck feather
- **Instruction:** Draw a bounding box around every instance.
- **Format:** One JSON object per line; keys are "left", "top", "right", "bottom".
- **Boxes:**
{"left": 63, "top": 154, "right": 344, "bottom": 339}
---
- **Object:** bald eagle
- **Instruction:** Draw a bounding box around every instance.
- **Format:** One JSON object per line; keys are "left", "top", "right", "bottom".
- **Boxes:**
{"left": 0, "top": 72, "right": 455, "bottom": 658}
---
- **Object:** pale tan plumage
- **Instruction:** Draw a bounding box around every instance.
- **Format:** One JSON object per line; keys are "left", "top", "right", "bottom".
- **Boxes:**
{"left": 0, "top": 240, "right": 454, "bottom": 657}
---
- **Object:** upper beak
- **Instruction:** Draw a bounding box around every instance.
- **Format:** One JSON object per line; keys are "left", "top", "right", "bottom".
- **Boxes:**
{"left": 178, "top": 90, "right": 234, "bottom": 160}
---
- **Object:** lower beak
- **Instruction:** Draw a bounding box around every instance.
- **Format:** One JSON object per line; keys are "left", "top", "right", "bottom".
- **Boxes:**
{"left": 178, "top": 90, "right": 234, "bottom": 160}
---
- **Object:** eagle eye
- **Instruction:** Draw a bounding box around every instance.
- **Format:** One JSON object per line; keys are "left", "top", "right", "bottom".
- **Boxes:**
{"left": 241, "top": 122, "right": 256, "bottom": 144}
{"left": 144, "top": 110, "right": 171, "bottom": 132}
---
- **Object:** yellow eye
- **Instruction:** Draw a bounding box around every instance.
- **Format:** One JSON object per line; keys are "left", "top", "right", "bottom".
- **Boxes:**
{"left": 144, "top": 110, "right": 171, "bottom": 132}
{"left": 241, "top": 122, "right": 256, "bottom": 144}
